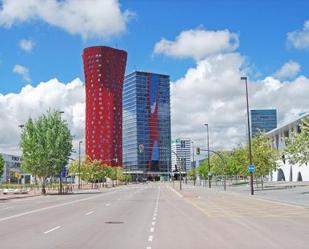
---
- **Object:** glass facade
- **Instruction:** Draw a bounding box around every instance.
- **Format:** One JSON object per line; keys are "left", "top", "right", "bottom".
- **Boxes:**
{"left": 251, "top": 109, "right": 277, "bottom": 137}
{"left": 123, "top": 71, "right": 171, "bottom": 174}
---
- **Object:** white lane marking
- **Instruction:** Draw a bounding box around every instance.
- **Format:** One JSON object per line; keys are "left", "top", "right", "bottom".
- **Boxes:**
{"left": 3, "top": 207, "right": 14, "bottom": 210}
{"left": 152, "top": 217, "right": 156, "bottom": 221}
{"left": 153, "top": 213, "right": 157, "bottom": 217}
{"left": 150, "top": 227, "right": 154, "bottom": 232}
{"left": 85, "top": 211, "right": 94, "bottom": 216}
{"left": 148, "top": 235, "right": 153, "bottom": 242}
{"left": 152, "top": 221, "right": 156, "bottom": 226}
{"left": 105, "top": 203, "right": 111, "bottom": 206}
{"left": 44, "top": 226, "right": 61, "bottom": 234}
{"left": 117, "top": 198, "right": 121, "bottom": 201}
{"left": 167, "top": 185, "right": 183, "bottom": 198}
{"left": 0, "top": 189, "right": 120, "bottom": 223}
{"left": 146, "top": 247, "right": 151, "bottom": 249}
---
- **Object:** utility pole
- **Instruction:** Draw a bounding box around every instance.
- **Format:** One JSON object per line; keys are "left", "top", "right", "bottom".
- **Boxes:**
{"left": 191, "top": 141, "right": 196, "bottom": 186}
{"left": 241, "top": 76, "right": 254, "bottom": 195}
{"left": 204, "top": 124, "right": 211, "bottom": 188}
{"left": 78, "top": 140, "right": 82, "bottom": 189}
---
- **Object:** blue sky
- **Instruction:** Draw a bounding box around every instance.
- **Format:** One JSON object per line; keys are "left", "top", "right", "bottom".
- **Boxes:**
{"left": 1, "top": 0, "right": 309, "bottom": 154}
{"left": 0, "top": 0, "right": 309, "bottom": 94}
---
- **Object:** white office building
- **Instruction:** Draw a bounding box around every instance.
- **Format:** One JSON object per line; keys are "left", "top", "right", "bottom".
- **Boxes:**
{"left": 171, "top": 138, "right": 191, "bottom": 172}
{"left": 0, "top": 153, "right": 22, "bottom": 183}
{"left": 267, "top": 112, "right": 309, "bottom": 181}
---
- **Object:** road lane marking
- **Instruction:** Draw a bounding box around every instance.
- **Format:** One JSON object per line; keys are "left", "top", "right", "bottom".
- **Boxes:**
{"left": 3, "top": 207, "right": 14, "bottom": 210}
{"left": 167, "top": 185, "right": 183, "bottom": 198}
{"left": 85, "top": 211, "right": 94, "bottom": 216}
{"left": 44, "top": 226, "right": 61, "bottom": 234}
{"left": 146, "top": 247, "right": 151, "bottom": 249}
{"left": 152, "top": 221, "right": 156, "bottom": 226}
{"left": 150, "top": 227, "right": 154, "bottom": 232}
{"left": 105, "top": 203, "right": 111, "bottom": 206}
{"left": 152, "top": 217, "right": 156, "bottom": 220}
{"left": 148, "top": 235, "right": 153, "bottom": 242}
{"left": 0, "top": 189, "right": 121, "bottom": 222}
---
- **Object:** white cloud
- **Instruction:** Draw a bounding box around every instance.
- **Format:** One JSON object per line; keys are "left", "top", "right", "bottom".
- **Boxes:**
{"left": 154, "top": 27, "right": 239, "bottom": 60}
{"left": 13, "top": 64, "right": 30, "bottom": 82}
{"left": 19, "top": 39, "right": 35, "bottom": 52}
{"left": 0, "top": 78, "right": 85, "bottom": 156}
{"left": 171, "top": 53, "right": 309, "bottom": 151}
{"left": 274, "top": 60, "right": 301, "bottom": 79}
{"left": 287, "top": 20, "right": 309, "bottom": 50}
{"left": 0, "top": 0, "right": 133, "bottom": 39}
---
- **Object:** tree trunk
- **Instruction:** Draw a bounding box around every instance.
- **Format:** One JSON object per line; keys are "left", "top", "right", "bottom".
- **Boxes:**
{"left": 261, "top": 175, "right": 264, "bottom": 190}
{"left": 41, "top": 178, "right": 46, "bottom": 195}
{"left": 59, "top": 176, "right": 63, "bottom": 195}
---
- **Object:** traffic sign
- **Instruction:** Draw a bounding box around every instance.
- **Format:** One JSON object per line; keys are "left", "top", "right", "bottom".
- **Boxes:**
{"left": 248, "top": 164, "right": 255, "bottom": 173}
{"left": 138, "top": 144, "right": 144, "bottom": 153}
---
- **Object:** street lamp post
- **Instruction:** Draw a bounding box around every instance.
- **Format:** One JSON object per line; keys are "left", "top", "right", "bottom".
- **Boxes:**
{"left": 58, "top": 111, "right": 64, "bottom": 194}
{"left": 241, "top": 76, "right": 254, "bottom": 195}
{"left": 204, "top": 124, "right": 211, "bottom": 188}
{"left": 18, "top": 124, "right": 24, "bottom": 185}
{"left": 179, "top": 161, "right": 183, "bottom": 191}
{"left": 191, "top": 141, "right": 196, "bottom": 186}
{"left": 78, "top": 140, "right": 82, "bottom": 189}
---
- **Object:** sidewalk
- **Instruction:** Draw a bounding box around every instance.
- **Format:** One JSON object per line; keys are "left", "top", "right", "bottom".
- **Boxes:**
{"left": 183, "top": 180, "right": 309, "bottom": 208}
{"left": 0, "top": 191, "right": 40, "bottom": 201}
{"left": 0, "top": 184, "right": 123, "bottom": 201}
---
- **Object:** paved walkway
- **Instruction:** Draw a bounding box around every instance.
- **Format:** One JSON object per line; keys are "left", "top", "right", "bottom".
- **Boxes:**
{"left": 185, "top": 180, "right": 309, "bottom": 208}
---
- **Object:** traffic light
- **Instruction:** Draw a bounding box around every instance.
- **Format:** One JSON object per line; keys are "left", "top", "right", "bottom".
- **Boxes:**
{"left": 196, "top": 147, "right": 200, "bottom": 155}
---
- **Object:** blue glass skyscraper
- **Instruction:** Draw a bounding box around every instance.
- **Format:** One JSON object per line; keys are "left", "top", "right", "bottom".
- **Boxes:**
{"left": 251, "top": 109, "right": 277, "bottom": 137}
{"left": 123, "top": 71, "right": 171, "bottom": 176}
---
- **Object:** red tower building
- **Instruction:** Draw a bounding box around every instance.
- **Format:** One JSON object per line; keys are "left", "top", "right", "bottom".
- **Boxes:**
{"left": 83, "top": 46, "right": 127, "bottom": 166}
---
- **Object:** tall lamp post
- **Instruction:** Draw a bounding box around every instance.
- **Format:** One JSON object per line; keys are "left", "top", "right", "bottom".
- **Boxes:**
{"left": 204, "top": 124, "right": 211, "bottom": 188}
{"left": 78, "top": 140, "right": 82, "bottom": 189}
{"left": 241, "top": 76, "right": 254, "bottom": 195}
{"left": 18, "top": 124, "right": 25, "bottom": 184}
{"left": 191, "top": 141, "right": 196, "bottom": 186}
{"left": 57, "top": 111, "right": 64, "bottom": 194}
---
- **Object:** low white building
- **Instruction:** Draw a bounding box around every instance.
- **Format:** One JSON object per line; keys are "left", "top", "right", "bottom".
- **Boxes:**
{"left": 1, "top": 153, "right": 22, "bottom": 183}
{"left": 267, "top": 112, "right": 309, "bottom": 182}
{"left": 171, "top": 138, "right": 192, "bottom": 172}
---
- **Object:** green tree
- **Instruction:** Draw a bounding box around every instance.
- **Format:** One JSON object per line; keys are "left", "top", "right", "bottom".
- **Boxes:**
{"left": 187, "top": 168, "right": 197, "bottom": 181}
{"left": 197, "top": 160, "right": 209, "bottom": 180}
{"left": 107, "top": 167, "right": 123, "bottom": 186}
{"left": 285, "top": 117, "right": 309, "bottom": 166}
{"left": 69, "top": 158, "right": 87, "bottom": 181}
{"left": 227, "top": 146, "right": 248, "bottom": 178}
{"left": 20, "top": 110, "right": 73, "bottom": 194}
{"left": 251, "top": 132, "right": 278, "bottom": 188}
{"left": 0, "top": 154, "right": 4, "bottom": 179}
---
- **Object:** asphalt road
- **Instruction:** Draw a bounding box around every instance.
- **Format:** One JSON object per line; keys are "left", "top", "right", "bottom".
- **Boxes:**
{"left": 0, "top": 183, "right": 309, "bottom": 249}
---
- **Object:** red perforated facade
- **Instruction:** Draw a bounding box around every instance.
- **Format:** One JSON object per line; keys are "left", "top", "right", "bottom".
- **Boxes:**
{"left": 83, "top": 46, "right": 127, "bottom": 166}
